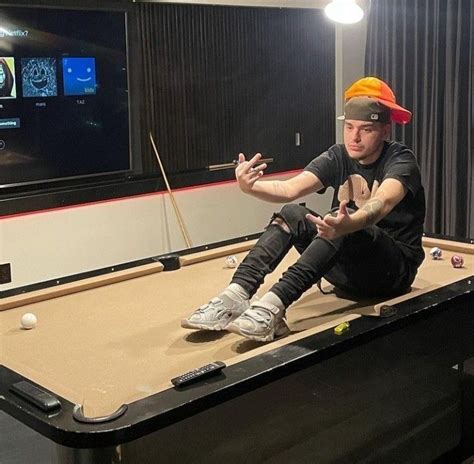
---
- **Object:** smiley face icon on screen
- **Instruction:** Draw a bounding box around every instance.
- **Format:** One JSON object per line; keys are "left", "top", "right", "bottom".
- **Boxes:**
{"left": 31, "top": 64, "right": 48, "bottom": 90}
{"left": 62, "top": 57, "right": 97, "bottom": 96}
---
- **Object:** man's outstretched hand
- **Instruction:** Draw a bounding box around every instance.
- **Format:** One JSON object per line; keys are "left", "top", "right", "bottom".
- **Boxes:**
{"left": 306, "top": 200, "right": 354, "bottom": 240}
{"left": 235, "top": 153, "right": 267, "bottom": 193}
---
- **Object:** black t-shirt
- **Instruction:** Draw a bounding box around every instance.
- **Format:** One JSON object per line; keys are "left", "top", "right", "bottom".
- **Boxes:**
{"left": 305, "top": 141, "right": 426, "bottom": 267}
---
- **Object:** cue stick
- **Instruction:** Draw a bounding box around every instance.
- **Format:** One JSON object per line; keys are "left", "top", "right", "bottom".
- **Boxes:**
{"left": 207, "top": 157, "right": 274, "bottom": 172}
{"left": 149, "top": 132, "right": 193, "bottom": 249}
{"left": 373, "top": 274, "right": 467, "bottom": 316}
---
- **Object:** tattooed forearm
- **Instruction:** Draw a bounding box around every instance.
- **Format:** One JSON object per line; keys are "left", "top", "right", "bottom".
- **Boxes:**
{"left": 361, "top": 198, "right": 383, "bottom": 226}
{"left": 272, "top": 181, "right": 289, "bottom": 199}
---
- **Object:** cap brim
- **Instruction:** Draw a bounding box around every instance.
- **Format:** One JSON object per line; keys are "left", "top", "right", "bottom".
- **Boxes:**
{"left": 373, "top": 97, "right": 412, "bottom": 124}
{"left": 337, "top": 103, "right": 412, "bottom": 124}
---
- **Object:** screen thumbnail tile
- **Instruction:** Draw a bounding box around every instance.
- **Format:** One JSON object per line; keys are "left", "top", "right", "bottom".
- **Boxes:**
{"left": 22, "top": 58, "right": 58, "bottom": 98}
{"left": 0, "top": 57, "right": 17, "bottom": 99}
{"left": 63, "top": 57, "right": 97, "bottom": 96}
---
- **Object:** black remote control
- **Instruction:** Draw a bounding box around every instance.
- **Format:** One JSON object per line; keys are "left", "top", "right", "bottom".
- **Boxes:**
{"left": 10, "top": 381, "right": 61, "bottom": 413}
{"left": 171, "top": 361, "right": 226, "bottom": 387}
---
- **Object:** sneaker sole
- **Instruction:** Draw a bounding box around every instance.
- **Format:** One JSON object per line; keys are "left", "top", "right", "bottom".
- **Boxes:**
{"left": 180, "top": 318, "right": 232, "bottom": 331}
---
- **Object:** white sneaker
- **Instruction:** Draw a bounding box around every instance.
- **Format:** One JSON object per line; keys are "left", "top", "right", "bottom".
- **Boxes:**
{"left": 226, "top": 300, "right": 290, "bottom": 342}
{"left": 181, "top": 294, "right": 253, "bottom": 331}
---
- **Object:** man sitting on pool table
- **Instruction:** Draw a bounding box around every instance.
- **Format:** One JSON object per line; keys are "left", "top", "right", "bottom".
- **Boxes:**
{"left": 182, "top": 77, "right": 426, "bottom": 342}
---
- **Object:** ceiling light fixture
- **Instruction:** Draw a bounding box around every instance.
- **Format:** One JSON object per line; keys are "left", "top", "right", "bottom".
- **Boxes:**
{"left": 324, "top": 0, "right": 364, "bottom": 24}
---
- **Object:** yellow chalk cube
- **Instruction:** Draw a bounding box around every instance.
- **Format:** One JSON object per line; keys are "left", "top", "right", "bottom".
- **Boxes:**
{"left": 334, "top": 321, "right": 350, "bottom": 335}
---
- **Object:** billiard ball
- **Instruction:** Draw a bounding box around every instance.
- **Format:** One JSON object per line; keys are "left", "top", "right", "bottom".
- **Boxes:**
{"left": 225, "top": 255, "right": 238, "bottom": 268}
{"left": 429, "top": 247, "right": 442, "bottom": 260}
{"left": 451, "top": 254, "right": 464, "bottom": 268}
{"left": 20, "top": 313, "right": 37, "bottom": 330}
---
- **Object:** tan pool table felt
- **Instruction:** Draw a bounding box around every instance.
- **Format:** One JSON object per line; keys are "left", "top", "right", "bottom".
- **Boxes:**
{"left": 1, "top": 238, "right": 472, "bottom": 417}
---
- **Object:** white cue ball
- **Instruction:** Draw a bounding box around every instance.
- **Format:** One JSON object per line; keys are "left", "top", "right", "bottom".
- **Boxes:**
{"left": 21, "top": 313, "right": 37, "bottom": 330}
{"left": 225, "top": 255, "right": 238, "bottom": 268}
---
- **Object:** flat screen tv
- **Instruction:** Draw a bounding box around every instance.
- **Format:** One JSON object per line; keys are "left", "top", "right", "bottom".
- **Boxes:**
{"left": 0, "top": 6, "right": 130, "bottom": 190}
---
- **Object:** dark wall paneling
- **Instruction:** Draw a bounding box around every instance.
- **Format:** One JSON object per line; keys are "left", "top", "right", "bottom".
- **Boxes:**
{"left": 137, "top": 3, "right": 335, "bottom": 187}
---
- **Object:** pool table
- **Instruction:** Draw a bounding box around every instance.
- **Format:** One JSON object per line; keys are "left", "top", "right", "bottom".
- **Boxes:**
{"left": 0, "top": 235, "right": 473, "bottom": 463}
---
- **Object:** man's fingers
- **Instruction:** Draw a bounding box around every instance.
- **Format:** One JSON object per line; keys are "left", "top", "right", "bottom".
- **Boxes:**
{"left": 324, "top": 215, "right": 339, "bottom": 227}
{"left": 237, "top": 153, "right": 263, "bottom": 177}
{"left": 247, "top": 171, "right": 264, "bottom": 185}
{"left": 338, "top": 200, "right": 349, "bottom": 217}
{"left": 306, "top": 213, "right": 336, "bottom": 237}
{"left": 251, "top": 163, "right": 267, "bottom": 173}
{"left": 306, "top": 214, "right": 330, "bottom": 229}
{"left": 247, "top": 153, "right": 262, "bottom": 168}
{"left": 247, "top": 172, "right": 262, "bottom": 182}
{"left": 305, "top": 213, "right": 320, "bottom": 225}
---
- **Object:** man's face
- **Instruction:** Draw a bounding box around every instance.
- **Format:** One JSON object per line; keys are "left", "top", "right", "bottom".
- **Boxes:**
{"left": 343, "top": 119, "right": 391, "bottom": 164}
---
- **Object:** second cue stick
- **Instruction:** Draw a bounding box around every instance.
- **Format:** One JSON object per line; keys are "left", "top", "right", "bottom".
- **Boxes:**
{"left": 208, "top": 158, "right": 274, "bottom": 172}
{"left": 149, "top": 132, "right": 193, "bottom": 249}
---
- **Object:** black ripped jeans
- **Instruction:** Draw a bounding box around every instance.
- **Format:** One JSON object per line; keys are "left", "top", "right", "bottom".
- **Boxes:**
{"left": 231, "top": 204, "right": 418, "bottom": 308}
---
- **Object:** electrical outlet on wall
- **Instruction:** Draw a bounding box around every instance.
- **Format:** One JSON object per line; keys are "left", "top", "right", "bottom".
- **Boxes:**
{"left": 295, "top": 132, "right": 301, "bottom": 146}
{"left": 0, "top": 263, "right": 12, "bottom": 284}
